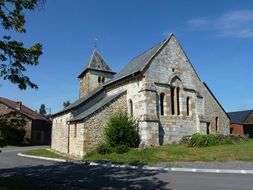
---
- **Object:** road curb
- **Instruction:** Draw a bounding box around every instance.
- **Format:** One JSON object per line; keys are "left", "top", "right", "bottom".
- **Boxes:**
{"left": 17, "top": 153, "right": 253, "bottom": 174}
{"left": 83, "top": 161, "right": 253, "bottom": 174}
{"left": 17, "top": 153, "right": 67, "bottom": 162}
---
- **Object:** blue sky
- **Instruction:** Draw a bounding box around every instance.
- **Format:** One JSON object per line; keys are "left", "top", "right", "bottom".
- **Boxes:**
{"left": 1, "top": 0, "right": 253, "bottom": 114}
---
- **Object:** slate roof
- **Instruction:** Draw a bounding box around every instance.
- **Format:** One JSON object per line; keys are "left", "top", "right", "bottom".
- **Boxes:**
{"left": 78, "top": 49, "right": 115, "bottom": 78}
{"left": 228, "top": 110, "right": 253, "bottom": 124}
{"left": 53, "top": 86, "right": 104, "bottom": 116}
{"left": 70, "top": 90, "right": 126, "bottom": 122}
{"left": 0, "top": 97, "right": 48, "bottom": 121}
{"left": 104, "top": 35, "right": 172, "bottom": 86}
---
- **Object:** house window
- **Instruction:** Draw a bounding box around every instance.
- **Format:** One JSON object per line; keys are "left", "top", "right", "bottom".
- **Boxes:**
{"left": 129, "top": 99, "right": 133, "bottom": 117}
{"left": 176, "top": 87, "right": 180, "bottom": 115}
{"left": 160, "top": 93, "right": 165, "bottom": 116}
{"left": 215, "top": 117, "right": 219, "bottom": 133}
{"left": 98, "top": 76, "right": 101, "bottom": 83}
{"left": 186, "top": 97, "right": 190, "bottom": 116}
{"left": 102, "top": 77, "right": 105, "bottom": 83}
{"left": 171, "top": 87, "right": 175, "bottom": 115}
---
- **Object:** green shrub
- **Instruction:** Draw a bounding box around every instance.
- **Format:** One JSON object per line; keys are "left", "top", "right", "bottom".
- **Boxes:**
{"left": 0, "top": 111, "right": 27, "bottom": 146}
{"left": 114, "top": 145, "right": 129, "bottom": 154}
{"left": 189, "top": 133, "right": 218, "bottom": 147}
{"left": 187, "top": 133, "right": 236, "bottom": 147}
{"left": 105, "top": 111, "right": 140, "bottom": 148}
{"left": 96, "top": 144, "right": 113, "bottom": 155}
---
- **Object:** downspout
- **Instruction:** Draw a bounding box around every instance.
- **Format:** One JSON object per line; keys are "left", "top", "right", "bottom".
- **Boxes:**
{"left": 67, "top": 121, "right": 70, "bottom": 154}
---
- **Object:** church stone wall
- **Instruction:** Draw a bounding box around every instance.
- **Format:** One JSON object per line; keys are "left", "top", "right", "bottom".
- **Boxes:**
{"left": 80, "top": 93, "right": 127, "bottom": 154}
{"left": 68, "top": 123, "right": 85, "bottom": 158}
{"left": 51, "top": 112, "right": 72, "bottom": 154}
{"left": 199, "top": 83, "right": 230, "bottom": 135}
{"left": 142, "top": 36, "right": 205, "bottom": 144}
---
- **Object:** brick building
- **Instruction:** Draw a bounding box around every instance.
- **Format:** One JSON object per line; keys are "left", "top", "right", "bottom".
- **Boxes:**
{"left": 0, "top": 97, "right": 51, "bottom": 145}
{"left": 52, "top": 33, "right": 230, "bottom": 158}
{"left": 228, "top": 110, "right": 253, "bottom": 137}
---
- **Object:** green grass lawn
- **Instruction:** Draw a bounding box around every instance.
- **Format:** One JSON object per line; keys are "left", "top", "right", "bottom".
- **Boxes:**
{"left": 84, "top": 139, "right": 253, "bottom": 165}
{"left": 22, "top": 149, "right": 67, "bottom": 160}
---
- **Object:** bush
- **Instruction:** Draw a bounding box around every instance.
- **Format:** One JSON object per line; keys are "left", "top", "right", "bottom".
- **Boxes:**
{"left": 187, "top": 133, "right": 234, "bottom": 147}
{"left": 96, "top": 144, "right": 113, "bottom": 155}
{"left": 189, "top": 133, "right": 218, "bottom": 147}
{"left": 114, "top": 145, "right": 129, "bottom": 154}
{"left": 0, "top": 111, "right": 27, "bottom": 146}
{"left": 105, "top": 111, "right": 140, "bottom": 148}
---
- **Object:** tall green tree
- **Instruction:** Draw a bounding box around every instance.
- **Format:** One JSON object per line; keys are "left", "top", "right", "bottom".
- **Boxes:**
{"left": 39, "top": 104, "right": 46, "bottom": 116}
{"left": 63, "top": 101, "right": 71, "bottom": 108}
{"left": 0, "top": 0, "right": 44, "bottom": 89}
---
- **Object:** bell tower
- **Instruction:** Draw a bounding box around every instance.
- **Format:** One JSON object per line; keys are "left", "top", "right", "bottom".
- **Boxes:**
{"left": 78, "top": 49, "right": 116, "bottom": 98}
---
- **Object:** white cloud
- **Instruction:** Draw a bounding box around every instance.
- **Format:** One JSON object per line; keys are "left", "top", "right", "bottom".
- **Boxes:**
{"left": 188, "top": 10, "right": 253, "bottom": 38}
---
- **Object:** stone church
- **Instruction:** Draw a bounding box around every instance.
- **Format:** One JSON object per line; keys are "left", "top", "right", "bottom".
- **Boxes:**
{"left": 51, "top": 33, "right": 230, "bottom": 158}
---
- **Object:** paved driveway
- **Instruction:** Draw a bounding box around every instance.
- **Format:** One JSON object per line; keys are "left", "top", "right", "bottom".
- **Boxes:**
{"left": 0, "top": 146, "right": 253, "bottom": 190}
{"left": 0, "top": 146, "right": 52, "bottom": 169}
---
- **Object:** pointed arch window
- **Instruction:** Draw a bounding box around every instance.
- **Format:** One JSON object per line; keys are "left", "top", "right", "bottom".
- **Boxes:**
{"left": 129, "top": 99, "right": 133, "bottom": 117}
{"left": 160, "top": 93, "right": 165, "bottom": 116}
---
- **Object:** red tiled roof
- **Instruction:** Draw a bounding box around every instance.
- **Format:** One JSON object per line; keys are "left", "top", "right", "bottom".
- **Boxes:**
{"left": 0, "top": 97, "right": 48, "bottom": 121}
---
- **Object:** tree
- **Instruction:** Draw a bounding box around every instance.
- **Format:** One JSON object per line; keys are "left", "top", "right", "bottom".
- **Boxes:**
{"left": 0, "top": 111, "right": 27, "bottom": 147}
{"left": 0, "top": 0, "right": 44, "bottom": 89}
{"left": 63, "top": 101, "right": 71, "bottom": 108}
{"left": 39, "top": 104, "right": 46, "bottom": 116}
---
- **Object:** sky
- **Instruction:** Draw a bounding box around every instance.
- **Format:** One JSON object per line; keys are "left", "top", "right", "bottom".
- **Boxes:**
{"left": 1, "top": 0, "right": 253, "bottom": 114}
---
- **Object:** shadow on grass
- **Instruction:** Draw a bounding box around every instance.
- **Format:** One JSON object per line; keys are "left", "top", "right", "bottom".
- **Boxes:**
{"left": 0, "top": 162, "right": 171, "bottom": 190}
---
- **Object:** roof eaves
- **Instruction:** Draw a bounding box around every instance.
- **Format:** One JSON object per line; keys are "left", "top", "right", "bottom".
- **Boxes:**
{"left": 53, "top": 87, "right": 104, "bottom": 117}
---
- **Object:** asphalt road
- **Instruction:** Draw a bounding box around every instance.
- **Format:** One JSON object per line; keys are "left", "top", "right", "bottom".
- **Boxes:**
{"left": 0, "top": 146, "right": 253, "bottom": 190}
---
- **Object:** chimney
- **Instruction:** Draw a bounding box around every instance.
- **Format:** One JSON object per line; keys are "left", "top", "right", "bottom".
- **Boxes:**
{"left": 16, "top": 101, "right": 22, "bottom": 111}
